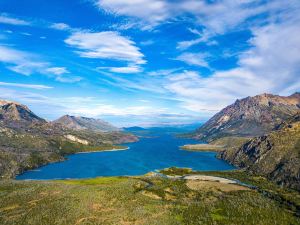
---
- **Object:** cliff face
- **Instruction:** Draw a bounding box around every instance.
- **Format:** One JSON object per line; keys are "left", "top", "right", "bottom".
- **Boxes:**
{"left": 195, "top": 93, "right": 300, "bottom": 142}
{"left": 53, "top": 115, "right": 120, "bottom": 132}
{"left": 219, "top": 113, "right": 300, "bottom": 190}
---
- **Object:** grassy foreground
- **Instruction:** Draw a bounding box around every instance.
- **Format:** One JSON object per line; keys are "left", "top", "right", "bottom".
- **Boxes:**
{"left": 0, "top": 169, "right": 299, "bottom": 225}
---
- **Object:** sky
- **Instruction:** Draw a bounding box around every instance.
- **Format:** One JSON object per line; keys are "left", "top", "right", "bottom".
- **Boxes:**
{"left": 0, "top": 0, "right": 299, "bottom": 127}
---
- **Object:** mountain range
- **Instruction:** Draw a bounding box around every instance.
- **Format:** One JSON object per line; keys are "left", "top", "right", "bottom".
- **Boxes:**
{"left": 54, "top": 115, "right": 120, "bottom": 132}
{"left": 193, "top": 92, "right": 300, "bottom": 190}
{"left": 0, "top": 99, "right": 137, "bottom": 179}
{"left": 195, "top": 93, "right": 300, "bottom": 142}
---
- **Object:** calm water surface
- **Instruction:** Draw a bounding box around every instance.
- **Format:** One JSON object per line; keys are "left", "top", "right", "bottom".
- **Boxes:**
{"left": 16, "top": 133, "right": 234, "bottom": 180}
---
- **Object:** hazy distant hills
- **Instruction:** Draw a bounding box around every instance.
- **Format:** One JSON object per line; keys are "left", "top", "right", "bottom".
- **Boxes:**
{"left": 54, "top": 115, "right": 120, "bottom": 132}
{"left": 0, "top": 99, "right": 137, "bottom": 179}
{"left": 195, "top": 93, "right": 300, "bottom": 142}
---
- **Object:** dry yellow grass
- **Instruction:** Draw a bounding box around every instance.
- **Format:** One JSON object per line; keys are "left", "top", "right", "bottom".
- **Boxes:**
{"left": 186, "top": 180, "right": 250, "bottom": 192}
{"left": 181, "top": 144, "right": 224, "bottom": 152}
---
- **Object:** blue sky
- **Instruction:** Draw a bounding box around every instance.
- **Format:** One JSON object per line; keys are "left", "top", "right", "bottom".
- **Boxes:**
{"left": 0, "top": 0, "right": 299, "bottom": 127}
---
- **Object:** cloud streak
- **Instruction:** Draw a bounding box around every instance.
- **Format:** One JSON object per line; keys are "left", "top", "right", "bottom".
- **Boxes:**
{"left": 0, "top": 82, "right": 52, "bottom": 90}
{"left": 0, "top": 14, "right": 31, "bottom": 26}
{"left": 0, "top": 45, "right": 81, "bottom": 83}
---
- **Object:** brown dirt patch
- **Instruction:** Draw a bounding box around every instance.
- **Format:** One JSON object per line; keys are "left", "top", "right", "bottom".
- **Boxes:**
{"left": 186, "top": 180, "right": 250, "bottom": 192}
{"left": 141, "top": 190, "right": 162, "bottom": 200}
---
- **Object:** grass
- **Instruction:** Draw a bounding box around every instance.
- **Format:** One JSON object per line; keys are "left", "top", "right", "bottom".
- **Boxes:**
{"left": 0, "top": 169, "right": 300, "bottom": 224}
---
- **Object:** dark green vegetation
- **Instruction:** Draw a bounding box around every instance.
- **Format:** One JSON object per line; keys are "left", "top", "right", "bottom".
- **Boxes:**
{"left": 0, "top": 99, "right": 137, "bottom": 179}
{"left": 1, "top": 168, "right": 299, "bottom": 224}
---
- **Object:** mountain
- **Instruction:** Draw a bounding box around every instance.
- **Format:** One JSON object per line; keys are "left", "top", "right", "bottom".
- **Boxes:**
{"left": 54, "top": 115, "right": 119, "bottom": 132}
{"left": 0, "top": 99, "right": 137, "bottom": 179}
{"left": 219, "top": 112, "right": 300, "bottom": 190}
{"left": 194, "top": 93, "right": 300, "bottom": 142}
{"left": 0, "top": 100, "right": 46, "bottom": 125}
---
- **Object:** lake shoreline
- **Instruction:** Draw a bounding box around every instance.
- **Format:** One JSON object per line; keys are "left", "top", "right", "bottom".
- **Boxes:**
{"left": 180, "top": 144, "right": 224, "bottom": 152}
{"left": 76, "top": 147, "right": 130, "bottom": 154}
{"left": 16, "top": 134, "right": 234, "bottom": 180}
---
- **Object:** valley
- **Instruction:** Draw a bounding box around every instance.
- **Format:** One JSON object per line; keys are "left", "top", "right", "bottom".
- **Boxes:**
{"left": 1, "top": 93, "right": 300, "bottom": 224}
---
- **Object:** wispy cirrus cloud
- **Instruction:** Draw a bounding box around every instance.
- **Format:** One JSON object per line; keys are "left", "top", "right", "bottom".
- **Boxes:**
{"left": 164, "top": 13, "right": 300, "bottom": 113}
{"left": 96, "top": 0, "right": 169, "bottom": 29}
{"left": 174, "top": 52, "right": 210, "bottom": 68}
{"left": 98, "top": 65, "right": 142, "bottom": 74}
{"left": 0, "top": 13, "right": 76, "bottom": 33}
{"left": 0, "top": 82, "right": 52, "bottom": 90}
{"left": 0, "top": 45, "right": 81, "bottom": 83}
{"left": 0, "top": 14, "right": 31, "bottom": 26}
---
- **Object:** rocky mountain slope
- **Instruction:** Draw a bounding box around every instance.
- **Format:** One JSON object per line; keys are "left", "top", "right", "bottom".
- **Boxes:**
{"left": 219, "top": 112, "right": 300, "bottom": 190}
{"left": 0, "top": 100, "right": 137, "bottom": 179}
{"left": 53, "top": 115, "right": 119, "bottom": 132}
{"left": 195, "top": 93, "right": 300, "bottom": 142}
{"left": 0, "top": 100, "right": 46, "bottom": 125}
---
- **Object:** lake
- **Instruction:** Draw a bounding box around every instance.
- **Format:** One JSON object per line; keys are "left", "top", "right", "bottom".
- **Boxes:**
{"left": 16, "top": 132, "right": 234, "bottom": 180}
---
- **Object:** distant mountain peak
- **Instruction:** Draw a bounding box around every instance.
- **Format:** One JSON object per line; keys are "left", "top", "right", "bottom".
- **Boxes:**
{"left": 0, "top": 99, "right": 45, "bottom": 124}
{"left": 53, "top": 115, "right": 119, "bottom": 132}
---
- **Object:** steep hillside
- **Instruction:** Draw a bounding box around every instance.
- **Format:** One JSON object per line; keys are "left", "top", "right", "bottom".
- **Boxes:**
{"left": 0, "top": 100, "right": 46, "bottom": 126}
{"left": 0, "top": 99, "right": 137, "bottom": 179}
{"left": 195, "top": 93, "right": 300, "bottom": 142}
{"left": 219, "top": 112, "right": 300, "bottom": 190}
{"left": 54, "top": 115, "right": 119, "bottom": 132}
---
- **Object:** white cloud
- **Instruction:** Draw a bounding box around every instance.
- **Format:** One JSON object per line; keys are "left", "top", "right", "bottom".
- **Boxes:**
{"left": 8, "top": 62, "right": 49, "bottom": 76}
{"left": 49, "top": 22, "right": 71, "bottom": 31}
{"left": 65, "top": 31, "right": 145, "bottom": 65}
{"left": 0, "top": 14, "right": 31, "bottom": 26}
{"left": 65, "top": 31, "right": 146, "bottom": 73}
{"left": 177, "top": 29, "right": 212, "bottom": 50}
{"left": 45, "top": 67, "right": 82, "bottom": 83}
{"left": 175, "top": 52, "right": 209, "bottom": 67}
{"left": 0, "top": 82, "right": 52, "bottom": 90}
{"left": 0, "top": 45, "right": 47, "bottom": 76}
{"left": 148, "top": 68, "right": 182, "bottom": 76}
{"left": 95, "top": 1, "right": 281, "bottom": 30}
{"left": 97, "top": 0, "right": 169, "bottom": 28}
{"left": 45, "top": 67, "right": 70, "bottom": 75}
{"left": 54, "top": 75, "right": 83, "bottom": 83}
{"left": 98, "top": 65, "right": 142, "bottom": 74}
{"left": 0, "top": 45, "right": 81, "bottom": 83}
{"left": 164, "top": 14, "right": 300, "bottom": 113}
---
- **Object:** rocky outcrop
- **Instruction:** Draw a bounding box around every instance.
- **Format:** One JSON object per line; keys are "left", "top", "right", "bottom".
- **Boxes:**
{"left": 219, "top": 113, "right": 300, "bottom": 190}
{"left": 195, "top": 93, "right": 300, "bottom": 142}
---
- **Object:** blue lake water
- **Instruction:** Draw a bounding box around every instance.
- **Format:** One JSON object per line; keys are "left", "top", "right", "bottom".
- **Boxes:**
{"left": 16, "top": 133, "right": 234, "bottom": 180}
